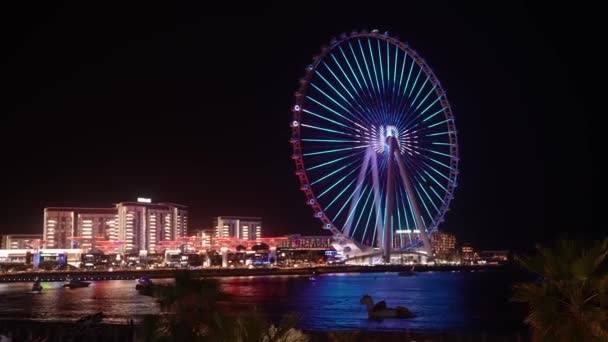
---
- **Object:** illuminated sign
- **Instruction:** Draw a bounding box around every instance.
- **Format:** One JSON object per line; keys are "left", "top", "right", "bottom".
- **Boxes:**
{"left": 137, "top": 197, "right": 152, "bottom": 203}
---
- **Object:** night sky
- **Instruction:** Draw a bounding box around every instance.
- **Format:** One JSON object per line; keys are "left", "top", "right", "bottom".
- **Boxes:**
{"left": 1, "top": 3, "right": 597, "bottom": 251}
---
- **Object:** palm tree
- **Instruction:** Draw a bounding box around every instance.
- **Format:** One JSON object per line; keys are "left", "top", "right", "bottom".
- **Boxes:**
{"left": 511, "top": 238, "right": 608, "bottom": 341}
{"left": 138, "top": 271, "right": 309, "bottom": 341}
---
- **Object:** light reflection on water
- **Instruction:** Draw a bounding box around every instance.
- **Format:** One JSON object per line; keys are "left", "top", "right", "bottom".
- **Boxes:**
{"left": 0, "top": 270, "right": 525, "bottom": 332}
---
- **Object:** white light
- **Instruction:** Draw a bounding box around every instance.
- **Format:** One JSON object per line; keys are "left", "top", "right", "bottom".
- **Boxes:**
{"left": 137, "top": 197, "right": 152, "bottom": 203}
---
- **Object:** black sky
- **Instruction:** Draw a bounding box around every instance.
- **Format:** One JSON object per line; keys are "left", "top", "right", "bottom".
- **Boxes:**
{"left": 1, "top": 3, "right": 598, "bottom": 250}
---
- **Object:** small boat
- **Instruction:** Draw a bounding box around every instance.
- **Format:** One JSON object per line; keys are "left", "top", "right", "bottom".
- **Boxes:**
{"left": 32, "top": 279, "right": 43, "bottom": 292}
{"left": 135, "top": 277, "right": 155, "bottom": 296}
{"left": 398, "top": 267, "right": 416, "bottom": 277}
{"left": 63, "top": 276, "right": 91, "bottom": 288}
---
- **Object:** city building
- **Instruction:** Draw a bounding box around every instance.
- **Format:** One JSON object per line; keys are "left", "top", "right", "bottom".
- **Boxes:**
{"left": 1, "top": 234, "right": 43, "bottom": 249}
{"left": 116, "top": 200, "right": 188, "bottom": 255}
{"left": 197, "top": 228, "right": 215, "bottom": 248}
{"left": 460, "top": 244, "right": 479, "bottom": 264}
{"left": 43, "top": 198, "right": 188, "bottom": 255}
{"left": 277, "top": 234, "right": 333, "bottom": 250}
{"left": 213, "top": 216, "right": 262, "bottom": 240}
{"left": 431, "top": 231, "right": 457, "bottom": 259}
{"left": 44, "top": 207, "right": 117, "bottom": 250}
{"left": 479, "top": 250, "right": 510, "bottom": 264}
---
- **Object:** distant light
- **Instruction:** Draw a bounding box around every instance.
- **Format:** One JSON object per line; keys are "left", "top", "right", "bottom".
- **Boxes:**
{"left": 137, "top": 197, "right": 152, "bottom": 203}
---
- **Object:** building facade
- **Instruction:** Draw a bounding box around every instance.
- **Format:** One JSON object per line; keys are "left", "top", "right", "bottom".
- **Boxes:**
{"left": 116, "top": 201, "right": 188, "bottom": 255}
{"left": 44, "top": 208, "right": 117, "bottom": 250}
{"left": 213, "top": 216, "right": 262, "bottom": 240}
{"left": 43, "top": 200, "right": 188, "bottom": 254}
{"left": 1, "top": 234, "right": 43, "bottom": 249}
{"left": 431, "top": 231, "right": 457, "bottom": 259}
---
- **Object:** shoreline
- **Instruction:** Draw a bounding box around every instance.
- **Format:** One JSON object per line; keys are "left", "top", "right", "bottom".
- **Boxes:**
{"left": 0, "top": 263, "right": 509, "bottom": 283}
{"left": 0, "top": 317, "right": 529, "bottom": 341}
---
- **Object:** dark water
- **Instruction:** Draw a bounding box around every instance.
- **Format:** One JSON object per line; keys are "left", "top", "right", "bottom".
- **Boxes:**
{"left": 0, "top": 269, "right": 527, "bottom": 332}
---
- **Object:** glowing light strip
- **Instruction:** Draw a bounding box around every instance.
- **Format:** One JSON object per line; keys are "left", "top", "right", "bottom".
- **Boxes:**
{"left": 403, "top": 57, "right": 415, "bottom": 97}
{"left": 368, "top": 39, "right": 382, "bottom": 96}
{"left": 419, "top": 96, "right": 443, "bottom": 117}
{"left": 413, "top": 83, "right": 438, "bottom": 112}
{"left": 358, "top": 40, "right": 377, "bottom": 96}
{"left": 410, "top": 76, "right": 429, "bottom": 108}
{"left": 423, "top": 169, "right": 448, "bottom": 192}
{"left": 333, "top": 177, "right": 366, "bottom": 223}
{"left": 311, "top": 159, "right": 358, "bottom": 185}
{"left": 325, "top": 177, "right": 359, "bottom": 210}
{"left": 310, "top": 84, "right": 356, "bottom": 122}
{"left": 430, "top": 186, "right": 446, "bottom": 204}
{"left": 317, "top": 166, "right": 360, "bottom": 198}
{"left": 306, "top": 153, "right": 360, "bottom": 171}
{"left": 302, "top": 138, "right": 360, "bottom": 143}
{"left": 408, "top": 68, "right": 423, "bottom": 98}
{"left": 328, "top": 55, "right": 382, "bottom": 124}
{"left": 414, "top": 187, "right": 434, "bottom": 221}
{"left": 426, "top": 132, "right": 450, "bottom": 137}
{"left": 316, "top": 70, "right": 356, "bottom": 115}
{"left": 428, "top": 119, "right": 451, "bottom": 128}
{"left": 301, "top": 123, "right": 352, "bottom": 136}
{"left": 303, "top": 145, "right": 368, "bottom": 157}
{"left": 302, "top": 108, "right": 351, "bottom": 129}
{"left": 418, "top": 182, "right": 440, "bottom": 213}
{"left": 350, "top": 186, "right": 374, "bottom": 238}
{"left": 339, "top": 46, "right": 363, "bottom": 90}
{"left": 421, "top": 161, "right": 453, "bottom": 182}
{"left": 377, "top": 39, "right": 385, "bottom": 95}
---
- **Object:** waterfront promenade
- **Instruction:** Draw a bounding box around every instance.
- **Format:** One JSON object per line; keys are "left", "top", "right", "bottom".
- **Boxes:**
{"left": 0, "top": 264, "right": 506, "bottom": 283}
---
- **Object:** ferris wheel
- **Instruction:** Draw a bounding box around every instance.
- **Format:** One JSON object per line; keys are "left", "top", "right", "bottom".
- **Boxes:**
{"left": 290, "top": 30, "right": 459, "bottom": 260}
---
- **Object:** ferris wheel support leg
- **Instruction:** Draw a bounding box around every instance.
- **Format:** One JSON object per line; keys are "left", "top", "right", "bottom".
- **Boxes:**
{"left": 342, "top": 147, "right": 372, "bottom": 237}
{"left": 394, "top": 149, "right": 433, "bottom": 257}
{"left": 383, "top": 138, "right": 398, "bottom": 263}
{"left": 369, "top": 149, "right": 384, "bottom": 250}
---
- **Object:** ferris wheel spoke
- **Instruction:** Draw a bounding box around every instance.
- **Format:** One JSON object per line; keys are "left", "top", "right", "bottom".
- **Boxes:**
{"left": 402, "top": 97, "right": 444, "bottom": 131}
{"left": 409, "top": 77, "right": 430, "bottom": 110}
{"left": 311, "top": 158, "right": 360, "bottom": 186}
{"left": 412, "top": 83, "right": 438, "bottom": 113}
{"left": 310, "top": 83, "right": 360, "bottom": 125}
{"left": 323, "top": 61, "right": 381, "bottom": 125}
{"left": 316, "top": 68, "right": 375, "bottom": 124}
{"left": 357, "top": 40, "right": 377, "bottom": 97}
{"left": 302, "top": 108, "right": 352, "bottom": 130}
{"left": 408, "top": 68, "right": 423, "bottom": 98}
{"left": 329, "top": 54, "right": 376, "bottom": 122}
{"left": 316, "top": 165, "right": 361, "bottom": 199}
{"left": 336, "top": 48, "right": 383, "bottom": 123}
{"left": 324, "top": 176, "right": 361, "bottom": 211}
{"left": 377, "top": 39, "right": 387, "bottom": 100}
{"left": 367, "top": 39, "right": 383, "bottom": 101}
{"left": 305, "top": 96, "right": 365, "bottom": 131}
{"left": 332, "top": 179, "right": 366, "bottom": 225}
{"left": 347, "top": 43, "right": 373, "bottom": 100}
{"left": 300, "top": 123, "right": 355, "bottom": 137}
{"left": 303, "top": 144, "right": 369, "bottom": 157}
{"left": 306, "top": 152, "right": 362, "bottom": 171}
{"left": 350, "top": 186, "right": 374, "bottom": 240}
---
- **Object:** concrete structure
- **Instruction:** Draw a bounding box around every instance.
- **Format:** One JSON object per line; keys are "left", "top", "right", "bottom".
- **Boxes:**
{"left": 1, "top": 234, "right": 43, "bottom": 249}
{"left": 116, "top": 201, "right": 188, "bottom": 255}
{"left": 44, "top": 208, "right": 117, "bottom": 250}
{"left": 43, "top": 199, "right": 188, "bottom": 255}
{"left": 213, "top": 216, "right": 262, "bottom": 240}
{"left": 431, "top": 231, "right": 457, "bottom": 259}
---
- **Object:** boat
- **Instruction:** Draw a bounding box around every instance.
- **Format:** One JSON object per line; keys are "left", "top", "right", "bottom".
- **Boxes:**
{"left": 135, "top": 277, "right": 155, "bottom": 296}
{"left": 63, "top": 276, "right": 91, "bottom": 288}
{"left": 32, "top": 279, "right": 43, "bottom": 292}
{"left": 398, "top": 267, "right": 416, "bottom": 277}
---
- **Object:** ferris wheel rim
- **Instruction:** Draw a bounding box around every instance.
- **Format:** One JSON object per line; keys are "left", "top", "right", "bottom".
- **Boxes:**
{"left": 291, "top": 30, "right": 459, "bottom": 248}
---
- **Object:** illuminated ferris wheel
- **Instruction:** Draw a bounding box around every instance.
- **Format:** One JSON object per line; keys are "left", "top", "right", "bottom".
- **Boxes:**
{"left": 290, "top": 30, "right": 459, "bottom": 261}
